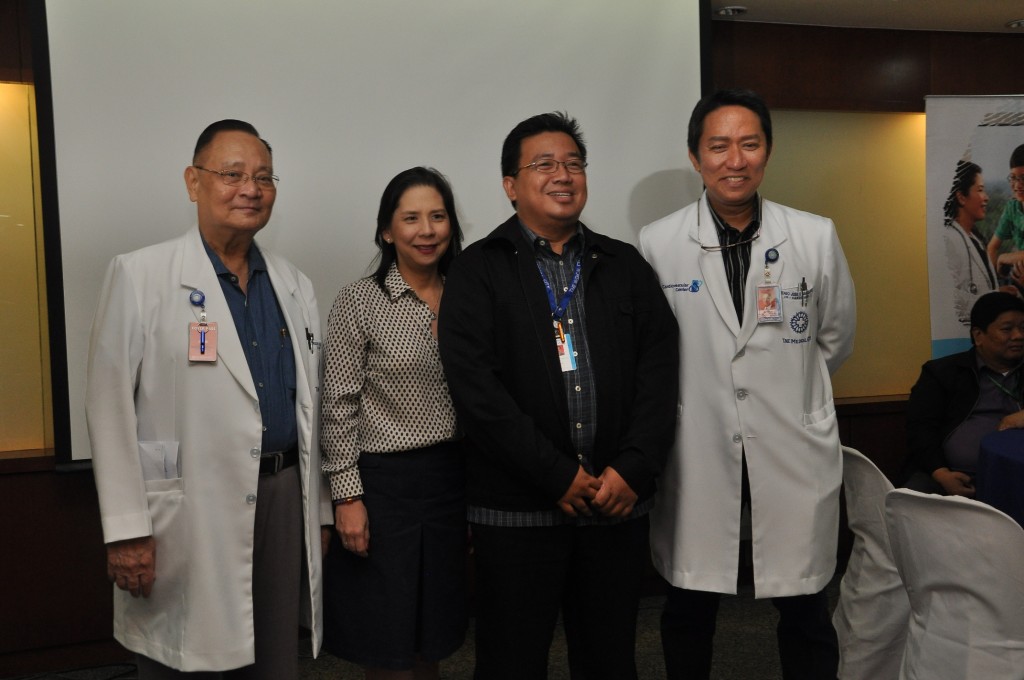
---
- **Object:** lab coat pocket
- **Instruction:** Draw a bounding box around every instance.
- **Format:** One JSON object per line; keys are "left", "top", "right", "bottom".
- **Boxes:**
{"left": 138, "top": 440, "right": 180, "bottom": 481}
{"left": 116, "top": 464, "right": 187, "bottom": 653}
{"left": 801, "top": 400, "right": 836, "bottom": 429}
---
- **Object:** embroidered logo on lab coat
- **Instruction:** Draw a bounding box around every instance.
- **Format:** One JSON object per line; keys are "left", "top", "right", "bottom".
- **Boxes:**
{"left": 789, "top": 311, "right": 809, "bottom": 334}
{"left": 663, "top": 280, "right": 703, "bottom": 293}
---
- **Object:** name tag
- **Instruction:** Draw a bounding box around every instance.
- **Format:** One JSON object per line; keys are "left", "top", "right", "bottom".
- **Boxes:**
{"left": 188, "top": 322, "right": 218, "bottom": 362}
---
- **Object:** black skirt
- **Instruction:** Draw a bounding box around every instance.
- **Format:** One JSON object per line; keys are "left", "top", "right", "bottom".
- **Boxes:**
{"left": 322, "top": 440, "right": 468, "bottom": 669}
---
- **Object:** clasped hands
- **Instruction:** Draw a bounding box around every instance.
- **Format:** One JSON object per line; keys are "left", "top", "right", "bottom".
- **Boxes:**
{"left": 557, "top": 466, "right": 637, "bottom": 518}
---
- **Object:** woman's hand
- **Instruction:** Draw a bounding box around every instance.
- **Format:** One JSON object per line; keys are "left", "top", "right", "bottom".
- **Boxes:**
{"left": 335, "top": 501, "right": 370, "bottom": 557}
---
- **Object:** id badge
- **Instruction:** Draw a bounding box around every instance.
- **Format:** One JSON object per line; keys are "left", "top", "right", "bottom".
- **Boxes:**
{"left": 756, "top": 284, "right": 783, "bottom": 324}
{"left": 556, "top": 332, "right": 578, "bottom": 372}
{"left": 188, "top": 322, "right": 218, "bottom": 362}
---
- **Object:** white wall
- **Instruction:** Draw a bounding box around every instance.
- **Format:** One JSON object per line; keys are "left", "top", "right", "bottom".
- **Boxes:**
{"left": 45, "top": 0, "right": 702, "bottom": 460}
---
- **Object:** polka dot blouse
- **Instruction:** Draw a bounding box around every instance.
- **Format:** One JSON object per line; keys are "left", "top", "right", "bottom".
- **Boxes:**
{"left": 320, "top": 264, "right": 458, "bottom": 500}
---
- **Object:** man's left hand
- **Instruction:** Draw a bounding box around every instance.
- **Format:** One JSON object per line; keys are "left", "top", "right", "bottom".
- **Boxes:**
{"left": 590, "top": 467, "right": 638, "bottom": 518}
{"left": 107, "top": 535, "right": 156, "bottom": 598}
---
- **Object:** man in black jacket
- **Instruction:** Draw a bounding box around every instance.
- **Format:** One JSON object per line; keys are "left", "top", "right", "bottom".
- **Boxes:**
{"left": 438, "top": 112, "right": 678, "bottom": 680}
{"left": 906, "top": 292, "right": 1024, "bottom": 494}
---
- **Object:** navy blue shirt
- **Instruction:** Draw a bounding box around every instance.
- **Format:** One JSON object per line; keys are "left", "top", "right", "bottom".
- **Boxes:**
{"left": 203, "top": 239, "right": 298, "bottom": 453}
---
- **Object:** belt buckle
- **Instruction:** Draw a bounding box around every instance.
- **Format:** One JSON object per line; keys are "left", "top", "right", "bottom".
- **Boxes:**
{"left": 263, "top": 451, "right": 283, "bottom": 475}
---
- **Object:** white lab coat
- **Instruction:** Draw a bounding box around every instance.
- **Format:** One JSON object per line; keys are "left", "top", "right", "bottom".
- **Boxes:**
{"left": 639, "top": 195, "right": 855, "bottom": 598}
{"left": 942, "top": 219, "right": 997, "bottom": 327}
{"left": 86, "top": 226, "right": 332, "bottom": 670}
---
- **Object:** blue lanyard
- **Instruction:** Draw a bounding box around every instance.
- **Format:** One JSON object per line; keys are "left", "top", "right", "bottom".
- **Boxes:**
{"left": 536, "top": 257, "right": 583, "bottom": 324}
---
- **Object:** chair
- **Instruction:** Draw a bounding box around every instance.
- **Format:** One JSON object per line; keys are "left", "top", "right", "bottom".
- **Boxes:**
{"left": 885, "top": 489, "right": 1024, "bottom": 680}
{"left": 832, "top": 447, "right": 909, "bottom": 680}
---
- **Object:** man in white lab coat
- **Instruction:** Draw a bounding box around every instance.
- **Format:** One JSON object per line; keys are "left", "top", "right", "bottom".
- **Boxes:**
{"left": 639, "top": 90, "right": 856, "bottom": 679}
{"left": 87, "top": 120, "right": 332, "bottom": 679}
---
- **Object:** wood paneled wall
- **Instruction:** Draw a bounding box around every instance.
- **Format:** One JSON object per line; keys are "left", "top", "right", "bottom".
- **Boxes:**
{"left": 712, "top": 21, "right": 1024, "bottom": 112}
{"left": 0, "top": 0, "right": 32, "bottom": 83}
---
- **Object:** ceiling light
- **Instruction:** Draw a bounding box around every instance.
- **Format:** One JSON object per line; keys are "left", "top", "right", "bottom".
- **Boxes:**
{"left": 716, "top": 6, "right": 748, "bottom": 17}
{"left": 1006, "top": 18, "right": 1024, "bottom": 29}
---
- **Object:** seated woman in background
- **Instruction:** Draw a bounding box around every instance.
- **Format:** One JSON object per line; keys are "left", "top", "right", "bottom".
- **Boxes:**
{"left": 321, "top": 167, "right": 466, "bottom": 680}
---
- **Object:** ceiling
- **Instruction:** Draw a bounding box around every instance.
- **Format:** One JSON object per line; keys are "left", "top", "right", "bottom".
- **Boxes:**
{"left": 711, "top": 0, "right": 1024, "bottom": 34}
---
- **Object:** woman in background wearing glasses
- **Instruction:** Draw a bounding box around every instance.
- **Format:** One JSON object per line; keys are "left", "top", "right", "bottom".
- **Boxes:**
{"left": 320, "top": 167, "right": 466, "bottom": 680}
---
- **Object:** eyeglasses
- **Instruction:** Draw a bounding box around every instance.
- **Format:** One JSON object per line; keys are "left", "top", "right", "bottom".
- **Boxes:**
{"left": 518, "top": 159, "right": 588, "bottom": 175}
{"left": 696, "top": 195, "right": 763, "bottom": 251}
{"left": 1009, "top": 174, "right": 1024, "bottom": 186}
{"left": 193, "top": 165, "right": 279, "bottom": 189}
{"left": 699, "top": 228, "right": 761, "bottom": 252}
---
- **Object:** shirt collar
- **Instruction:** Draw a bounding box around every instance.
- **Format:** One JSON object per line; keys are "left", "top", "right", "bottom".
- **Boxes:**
{"left": 518, "top": 221, "right": 585, "bottom": 256}
{"left": 201, "top": 237, "right": 266, "bottom": 277}
{"left": 975, "top": 351, "right": 1023, "bottom": 377}
{"left": 382, "top": 262, "right": 414, "bottom": 302}
{"left": 709, "top": 194, "right": 761, "bottom": 244}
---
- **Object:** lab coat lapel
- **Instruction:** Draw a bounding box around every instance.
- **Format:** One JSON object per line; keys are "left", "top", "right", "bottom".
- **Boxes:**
{"left": 692, "top": 199, "right": 742, "bottom": 337}
{"left": 264, "top": 255, "right": 314, "bottom": 417}
{"left": 179, "top": 227, "right": 258, "bottom": 400}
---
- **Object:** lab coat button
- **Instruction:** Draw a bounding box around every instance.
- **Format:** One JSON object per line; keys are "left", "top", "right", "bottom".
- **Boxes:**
{"left": 250, "top": 447, "right": 260, "bottom": 458}
{"left": 736, "top": 389, "right": 748, "bottom": 400}
{"left": 245, "top": 493, "right": 257, "bottom": 504}
{"left": 732, "top": 433, "right": 742, "bottom": 443}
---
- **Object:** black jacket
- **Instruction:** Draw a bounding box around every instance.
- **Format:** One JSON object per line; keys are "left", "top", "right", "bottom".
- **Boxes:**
{"left": 905, "top": 348, "right": 980, "bottom": 479}
{"left": 438, "top": 216, "right": 679, "bottom": 511}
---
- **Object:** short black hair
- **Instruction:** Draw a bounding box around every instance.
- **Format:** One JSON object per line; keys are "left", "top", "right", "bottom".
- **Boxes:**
{"left": 687, "top": 89, "right": 772, "bottom": 160}
{"left": 970, "top": 292, "right": 1024, "bottom": 343}
{"left": 1010, "top": 143, "right": 1024, "bottom": 169}
{"left": 193, "top": 119, "right": 272, "bottom": 164}
{"left": 372, "top": 167, "right": 464, "bottom": 290}
{"left": 500, "top": 112, "right": 586, "bottom": 179}
{"left": 943, "top": 160, "right": 982, "bottom": 222}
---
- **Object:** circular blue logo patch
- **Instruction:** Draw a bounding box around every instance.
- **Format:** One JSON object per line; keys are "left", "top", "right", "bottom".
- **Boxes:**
{"left": 790, "top": 311, "right": 809, "bottom": 334}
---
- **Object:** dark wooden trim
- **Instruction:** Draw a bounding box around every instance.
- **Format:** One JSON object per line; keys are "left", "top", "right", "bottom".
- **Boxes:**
{"left": 28, "top": 0, "right": 74, "bottom": 465}
{"left": 711, "top": 21, "right": 1024, "bottom": 112}
{"left": 0, "top": 0, "right": 32, "bottom": 83}
{"left": 837, "top": 395, "right": 909, "bottom": 483}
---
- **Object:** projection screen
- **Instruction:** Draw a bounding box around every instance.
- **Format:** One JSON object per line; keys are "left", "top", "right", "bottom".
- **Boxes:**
{"left": 44, "top": 0, "right": 702, "bottom": 460}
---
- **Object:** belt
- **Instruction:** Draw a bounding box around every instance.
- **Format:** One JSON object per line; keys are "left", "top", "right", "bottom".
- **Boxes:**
{"left": 259, "top": 446, "right": 299, "bottom": 475}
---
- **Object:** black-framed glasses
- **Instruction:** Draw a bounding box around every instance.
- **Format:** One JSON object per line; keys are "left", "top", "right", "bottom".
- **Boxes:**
{"left": 699, "top": 228, "right": 762, "bottom": 252}
{"left": 193, "top": 165, "right": 279, "bottom": 189}
{"left": 518, "top": 159, "right": 588, "bottom": 175}
{"left": 696, "top": 195, "right": 763, "bottom": 251}
{"left": 1009, "top": 174, "right": 1024, "bottom": 186}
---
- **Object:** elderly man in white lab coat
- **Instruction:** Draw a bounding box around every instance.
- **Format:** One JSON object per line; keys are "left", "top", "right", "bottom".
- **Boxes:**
{"left": 639, "top": 89, "right": 855, "bottom": 680}
{"left": 87, "top": 120, "right": 332, "bottom": 679}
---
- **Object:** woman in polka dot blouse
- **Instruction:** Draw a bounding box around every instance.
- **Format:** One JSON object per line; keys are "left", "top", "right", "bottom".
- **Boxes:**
{"left": 320, "top": 167, "right": 467, "bottom": 680}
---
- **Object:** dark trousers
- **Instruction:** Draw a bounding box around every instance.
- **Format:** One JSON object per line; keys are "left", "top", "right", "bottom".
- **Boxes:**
{"left": 470, "top": 515, "right": 650, "bottom": 680}
{"left": 661, "top": 584, "right": 838, "bottom": 680}
{"left": 136, "top": 466, "right": 304, "bottom": 680}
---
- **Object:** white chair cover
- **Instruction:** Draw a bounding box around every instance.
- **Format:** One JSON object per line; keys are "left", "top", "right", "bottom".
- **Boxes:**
{"left": 885, "top": 488, "right": 1024, "bottom": 680}
{"left": 833, "top": 447, "right": 909, "bottom": 680}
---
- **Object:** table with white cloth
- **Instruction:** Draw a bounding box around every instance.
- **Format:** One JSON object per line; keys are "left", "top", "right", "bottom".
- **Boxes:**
{"left": 977, "top": 429, "right": 1024, "bottom": 526}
